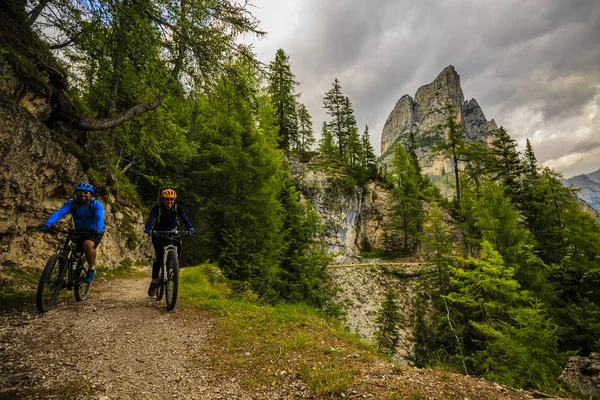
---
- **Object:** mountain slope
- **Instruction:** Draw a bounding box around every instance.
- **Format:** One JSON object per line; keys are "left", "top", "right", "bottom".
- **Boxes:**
{"left": 563, "top": 169, "right": 600, "bottom": 213}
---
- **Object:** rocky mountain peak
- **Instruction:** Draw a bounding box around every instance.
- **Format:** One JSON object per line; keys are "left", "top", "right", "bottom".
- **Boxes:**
{"left": 380, "top": 66, "right": 497, "bottom": 196}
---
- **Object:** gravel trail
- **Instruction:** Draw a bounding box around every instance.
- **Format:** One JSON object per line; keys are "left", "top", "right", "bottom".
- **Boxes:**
{"left": 0, "top": 275, "right": 280, "bottom": 400}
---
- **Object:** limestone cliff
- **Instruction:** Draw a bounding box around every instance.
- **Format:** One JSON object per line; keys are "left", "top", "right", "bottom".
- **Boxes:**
{"left": 0, "top": 65, "right": 149, "bottom": 272}
{"left": 288, "top": 156, "right": 391, "bottom": 256}
{"left": 380, "top": 66, "right": 496, "bottom": 196}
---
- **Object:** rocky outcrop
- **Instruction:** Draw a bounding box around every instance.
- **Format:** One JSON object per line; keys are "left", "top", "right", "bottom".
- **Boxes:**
{"left": 558, "top": 352, "right": 600, "bottom": 399}
{"left": 380, "top": 66, "right": 496, "bottom": 196}
{"left": 288, "top": 156, "right": 391, "bottom": 256}
{"left": 327, "top": 262, "right": 435, "bottom": 364}
{"left": 0, "top": 78, "right": 149, "bottom": 272}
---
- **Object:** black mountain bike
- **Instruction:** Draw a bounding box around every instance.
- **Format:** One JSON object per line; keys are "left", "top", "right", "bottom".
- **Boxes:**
{"left": 36, "top": 229, "right": 93, "bottom": 313}
{"left": 151, "top": 230, "right": 190, "bottom": 310}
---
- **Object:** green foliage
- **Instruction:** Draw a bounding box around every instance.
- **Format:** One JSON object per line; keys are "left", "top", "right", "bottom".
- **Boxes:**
{"left": 267, "top": 49, "right": 299, "bottom": 151}
{"left": 386, "top": 144, "right": 424, "bottom": 255}
{"left": 375, "top": 288, "right": 402, "bottom": 356}
{"left": 276, "top": 179, "right": 332, "bottom": 307}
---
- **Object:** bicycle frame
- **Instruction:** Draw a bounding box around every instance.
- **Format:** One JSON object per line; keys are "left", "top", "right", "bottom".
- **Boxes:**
{"left": 52, "top": 230, "right": 86, "bottom": 289}
{"left": 151, "top": 230, "right": 190, "bottom": 309}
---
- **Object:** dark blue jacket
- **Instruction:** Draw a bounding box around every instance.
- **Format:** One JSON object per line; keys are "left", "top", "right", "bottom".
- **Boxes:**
{"left": 45, "top": 199, "right": 105, "bottom": 233}
{"left": 145, "top": 203, "right": 193, "bottom": 231}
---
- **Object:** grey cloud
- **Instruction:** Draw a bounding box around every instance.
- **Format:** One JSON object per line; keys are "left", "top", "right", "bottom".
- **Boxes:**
{"left": 253, "top": 0, "right": 600, "bottom": 175}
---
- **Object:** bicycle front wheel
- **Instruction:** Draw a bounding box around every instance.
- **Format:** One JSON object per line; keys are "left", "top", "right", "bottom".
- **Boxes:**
{"left": 74, "top": 262, "right": 92, "bottom": 301}
{"left": 164, "top": 249, "right": 179, "bottom": 310}
{"left": 156, "top": 269, "right": 164, "bottom": 301}
{"left": 36, "top": 254, "right": 67, "bottom": 313}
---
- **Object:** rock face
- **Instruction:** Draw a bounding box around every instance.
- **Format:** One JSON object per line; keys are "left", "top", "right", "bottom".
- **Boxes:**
{"left": 288, "top": 156, "right": 391, "bottom": 256}
{"left": 558, "top": 352, "right": 600, "bottom": 399}
{"left": 380, "top": 66, "right": 496, "bottom": 196}
{"left": 327, "top": 262, "right": 435, "bottom": 363}
{"left": 563, "top": 169, "right": 600, "bottom": 214}
{"left": 0, "top": 69, "right": 149, "bottom": 272}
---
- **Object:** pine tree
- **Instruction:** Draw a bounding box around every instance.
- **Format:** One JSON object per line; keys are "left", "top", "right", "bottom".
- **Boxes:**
{"left": 267, "top": 49, "right": 299, "bottom": 151}
{"left": 323, "top": 78, "right": 347, "bottom": 160}
{"left": 375, "top": 288, "right": 402, "bottom": 356}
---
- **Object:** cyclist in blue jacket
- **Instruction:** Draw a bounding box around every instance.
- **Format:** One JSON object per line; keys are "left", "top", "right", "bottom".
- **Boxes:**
{"left": 144, "top": 188, "right": 194, "bottom": 296}
{"left": 40, "top": 182, "right": 105, "bottom": 283}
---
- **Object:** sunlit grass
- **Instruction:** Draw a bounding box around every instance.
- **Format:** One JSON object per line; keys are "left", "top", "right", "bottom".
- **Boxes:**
{"left": 179, "top": 264, "right": 378, "bottom": 396}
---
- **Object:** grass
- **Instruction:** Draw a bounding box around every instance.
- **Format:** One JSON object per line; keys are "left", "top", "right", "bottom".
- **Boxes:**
{"left": 179, "top": 264, "right": 379, "bottom": 397}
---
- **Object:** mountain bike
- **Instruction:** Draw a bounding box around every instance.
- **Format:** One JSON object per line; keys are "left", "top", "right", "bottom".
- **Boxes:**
{"left": 151, "top": 230, "right": 190, "bottom": 310}
{"left": 36, "top": 229, "right": 93, "bottom": 313}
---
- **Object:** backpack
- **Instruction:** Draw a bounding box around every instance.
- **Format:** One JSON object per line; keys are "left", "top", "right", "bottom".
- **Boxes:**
{"left": 156, "top": 203, "right": 180, "bottom": 227}
{"left": 71, "top": 198, "right": 96, "bottom": 214}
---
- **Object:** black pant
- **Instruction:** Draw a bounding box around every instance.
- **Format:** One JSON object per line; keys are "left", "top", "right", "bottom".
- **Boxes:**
{"left": 151, "top": 236, "right": 181, "bottom": 279}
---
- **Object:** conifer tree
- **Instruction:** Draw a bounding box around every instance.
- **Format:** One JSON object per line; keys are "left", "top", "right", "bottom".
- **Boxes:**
{"left": 323, "top": 78, "right": 347, "bottom": 159}
{"left": 296, "top": 103, "right": 315, "bottom": 155}
{"left": 318, "top": 122, "right": 337, "bottom": 157}
{"left": 375, "top": 288, "right": 402, "bottom": 356}
{"left": 267, "top": 49, "right": 299, "bottom": 151}
{"left": 523, "top": 139, "right": 538, "bottom": 177}
{"left": 446, "top": 242, "right": 568, "bottom": 391}
{"left": 361, "top": 125, "right": 377, "bottom": 176}
{"left": 191, "top": 61, "right": 285, "bottom": 297}
{"left": 432, "top": 104, "right": 468, "bottom": 202}
{"left": 487, "top": 126, "right": 524, "bottom": 200}
{"left": 387, "top": 144, "right": 424, "bottom": 253}
{"left": 342, "top": 96, "right": 361, "bottom": 167}
{"left": 422, "top": 202, "right": 454, "bottom": 290}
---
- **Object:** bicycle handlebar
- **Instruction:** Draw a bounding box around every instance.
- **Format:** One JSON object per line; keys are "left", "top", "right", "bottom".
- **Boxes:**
{"left": 150, "top": 230, "right": 191, "bottom": 236}
{"left": 42, "top": 228, "right": 95, "bottom": 235}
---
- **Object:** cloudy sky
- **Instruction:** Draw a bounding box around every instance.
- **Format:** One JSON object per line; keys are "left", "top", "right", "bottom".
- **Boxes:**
{"left": 242, "top": 0, "right": 600, "bottom": 178}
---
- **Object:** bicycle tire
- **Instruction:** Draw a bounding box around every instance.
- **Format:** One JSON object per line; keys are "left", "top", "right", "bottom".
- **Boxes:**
{"left": 74, "top": 260, "right": 92, "bottom": 301}
{"left": 36, "top": 254, "right": 67, "bottom": 313}
{"left": 165, "top": 249, "right": 179, "bottom": 310}
{"left": 156, "top": 269, "right": 164, "bottom": 301}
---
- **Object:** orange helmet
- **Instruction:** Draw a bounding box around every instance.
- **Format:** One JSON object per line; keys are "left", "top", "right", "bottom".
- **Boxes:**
{"left": 161, "top": 188, "right": 177, "bottom": 199}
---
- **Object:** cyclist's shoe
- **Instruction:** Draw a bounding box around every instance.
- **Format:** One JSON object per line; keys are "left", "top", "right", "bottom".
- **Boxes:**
{"left": 148, "top": 281, "right": 157, "bottom": 297}
{"left": 84, "top": 268, "right": 96, "bottom": 283}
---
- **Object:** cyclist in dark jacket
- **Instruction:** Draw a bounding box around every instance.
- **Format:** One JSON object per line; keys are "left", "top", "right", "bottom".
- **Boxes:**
{"left": 144, "top": 188, "right": 194, "bottom": 296}
{"left": 40, "top": 182, "right": 105, "bottom": 283}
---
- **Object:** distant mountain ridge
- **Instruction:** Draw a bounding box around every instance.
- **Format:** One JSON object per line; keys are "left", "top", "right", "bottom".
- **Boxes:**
{"left": 563, "top": 169, "right": 600, "bottom": 213}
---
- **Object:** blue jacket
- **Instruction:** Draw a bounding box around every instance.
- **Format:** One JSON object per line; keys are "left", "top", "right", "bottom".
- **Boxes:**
{"left": 145, "top": 203, "right": 193, "bottom": 231}
{"left": 45, "top": 198, "right": 105, "bottom": 233}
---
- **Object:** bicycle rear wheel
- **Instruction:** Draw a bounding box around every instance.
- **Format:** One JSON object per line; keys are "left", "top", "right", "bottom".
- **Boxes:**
{"left": 36, "top": 254, "right": 67, "bottom": 313}
{"left": 74, "top": 259, "right": 92, "bottom": 301}
{"left": 165, "top": 249, "right": 179, "bottom": 310}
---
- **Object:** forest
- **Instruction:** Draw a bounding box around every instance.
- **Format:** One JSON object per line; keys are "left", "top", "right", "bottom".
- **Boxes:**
{"left": 1, "top": 0, "right": 599, "bottom": 393}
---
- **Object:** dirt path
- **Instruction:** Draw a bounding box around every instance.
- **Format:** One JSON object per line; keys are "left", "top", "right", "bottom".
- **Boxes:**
{"left": 0, "top": 275, "right": 281, "bottom": 400}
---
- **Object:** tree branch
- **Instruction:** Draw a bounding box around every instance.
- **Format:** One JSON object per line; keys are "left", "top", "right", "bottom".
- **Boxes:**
{"left": 59, "top": 93, "right": 164, "bottom": 131}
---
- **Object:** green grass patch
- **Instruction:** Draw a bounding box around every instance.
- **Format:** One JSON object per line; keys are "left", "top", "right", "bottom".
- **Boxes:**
{"left": 97, "top": 257, "right": 146, "bottom": 280}
{"left": 179, "top": 264, "right": 379, "bottom": 396}
{"left": 0, "top": 265, "right": 39, "bottom": 311}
